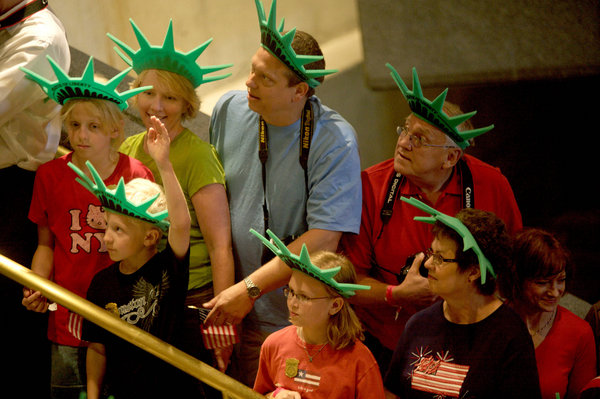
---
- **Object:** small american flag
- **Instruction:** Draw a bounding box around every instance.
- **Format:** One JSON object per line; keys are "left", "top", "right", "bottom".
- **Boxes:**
{"left": 201, "top": 324, "right": 238, "bottom": 349}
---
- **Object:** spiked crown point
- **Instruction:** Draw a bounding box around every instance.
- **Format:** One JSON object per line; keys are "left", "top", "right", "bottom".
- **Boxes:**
{"left": 68, "top": 161, "right": 170, "bottom": 232}
{"left": 255, "top": 0, "right": 336, "bottom": 88}
{"left": 20, "top": 56, "right": 151, "bottom": 111}
{"left": 386, "top": 63, "right": 494, "bottom": 149}
{"left": 400, "top": 196, "right": 495, "bottom": 284}
{"left": 250, "top": 229, "right": 370, "bottom": 297}
{"left": 107, "top": 19, "right": 233, "bottom": 88}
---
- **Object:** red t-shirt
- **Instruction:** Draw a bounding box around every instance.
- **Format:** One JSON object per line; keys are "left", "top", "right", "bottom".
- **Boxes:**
{"left": 339, "top": 155, "right": 523, "bottom": 350}
{"left": 254, "top": 326, "right": 385, "bottom": 398}
{"left": 29, "top": 152, "right": 153, "bottom": 346}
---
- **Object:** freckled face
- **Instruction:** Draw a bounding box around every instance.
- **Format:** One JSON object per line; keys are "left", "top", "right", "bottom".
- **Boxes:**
{"left": 136, "top": 70, "right": 187, "bottom": 135}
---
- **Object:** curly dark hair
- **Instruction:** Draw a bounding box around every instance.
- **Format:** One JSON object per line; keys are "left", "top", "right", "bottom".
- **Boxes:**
{"left": 432, "top": 208, "right": 511, "bottom": 296}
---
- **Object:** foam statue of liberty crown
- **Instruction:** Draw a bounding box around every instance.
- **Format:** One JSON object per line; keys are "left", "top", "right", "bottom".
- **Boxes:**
{"left": 68, "top": 160, "right": 170, "bottom": 232}
{"left": 20, "top": 55, "right": 151, "bottom": 111}
{"left": 107, "top": 18, "right": 232, "bottom": 88}
{"left": 250, "top": 229, "right": 370, "bottom": 297}
{"left": 255, "top": 0, "right": 337, "bottom": 88}
{"left": 386, "top": 63, "right": 495, "bottom": 149}
{"left": 400, "top": 196, "right": 495, "bottom": 284}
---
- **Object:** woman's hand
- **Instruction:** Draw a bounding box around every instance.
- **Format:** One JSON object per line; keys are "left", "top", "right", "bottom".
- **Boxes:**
{"left": 145, "top": 115, "right": 171, "bottom": 169}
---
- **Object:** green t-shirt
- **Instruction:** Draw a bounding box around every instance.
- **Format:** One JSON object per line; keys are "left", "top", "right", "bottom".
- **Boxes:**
{"left": 120, "top": 129, "right": 226, "bottom": 290}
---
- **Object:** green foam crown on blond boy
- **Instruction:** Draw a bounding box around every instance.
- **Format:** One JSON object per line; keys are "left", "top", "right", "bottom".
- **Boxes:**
{"left": 250, "top": 229, "right": 370, "bottom": 297}
{"left": 68, "top": 161, "right": 170, "bottom": 232}
{"left": 386, "top": 63, "right": 494, "bottom": 149}
{"left": 255, "top": 0, "right": 336, "bottom": 88}
{"left": 20, "top": 56, "right": 151, "bottom": 111}
{"left": 107, "top": 19, "right": 232, "bottom": 88}
{"left": 400, "top": 196, "right": 495, "bottom": 284}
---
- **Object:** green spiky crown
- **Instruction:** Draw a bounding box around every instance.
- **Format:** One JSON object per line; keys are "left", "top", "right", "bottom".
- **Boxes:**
{"left": 386, "top": 63, "right": 494, "bottom": 149}
{"left": 107, "top": 19, "right": 232, "bottom": 88}
{"left": 20, "top": 56, "right": 151, "bottom": 111}
{"left": 400, "top": 196, "right": 495, "bottom": 284}
{"left": 255, "top": 0, "right": 336, "bottom": 88}
{"left": 250, "top": 229, "right": 370, "bottom": 297}
{"left": 68, "top": 160, "right": 170, "bottom": 232}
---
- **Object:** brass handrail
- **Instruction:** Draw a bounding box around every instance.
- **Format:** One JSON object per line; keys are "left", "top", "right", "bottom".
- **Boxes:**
{"left": 0, "top": 253, "right": 263, "bottom": 399}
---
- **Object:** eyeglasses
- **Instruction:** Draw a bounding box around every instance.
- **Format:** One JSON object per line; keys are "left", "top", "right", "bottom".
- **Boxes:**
{"left": 396, "top": 126, "right": 456, "bottom": 149}
{"left": 283, "top": 286, "right": 332, "bottom": 304}
{"left": 425, "top": 248, "right": 458, "bottom": 267}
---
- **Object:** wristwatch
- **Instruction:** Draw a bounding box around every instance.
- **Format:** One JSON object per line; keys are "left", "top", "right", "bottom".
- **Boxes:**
{"left": 244, "top": 277, "right": 261, "bottom": 300}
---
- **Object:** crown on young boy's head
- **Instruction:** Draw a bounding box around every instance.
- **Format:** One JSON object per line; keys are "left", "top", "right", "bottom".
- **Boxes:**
{"left": 386, "top": 63, "right": 494, "bottom": 149}
{"left": 255, "top": 0, "right": 336, "bottom": 88}
{"left": 400, "top": 196, "right": 495, "bottom": 284}
{"left": 250, "top": 229, "right": 370, "bottom": 297}
{"left": 20, "top": 56, "right": 151, "bottom": 111}
{"left": 107, "top": 19, "right": 233, "bottom": 88}
{"left": 68, "top": 161, "right": 170, "bottom": 232}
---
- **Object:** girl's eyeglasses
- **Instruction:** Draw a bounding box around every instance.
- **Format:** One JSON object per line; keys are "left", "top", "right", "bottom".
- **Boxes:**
{"left": 283, "top": 286, "right": 332, "bottom": 304}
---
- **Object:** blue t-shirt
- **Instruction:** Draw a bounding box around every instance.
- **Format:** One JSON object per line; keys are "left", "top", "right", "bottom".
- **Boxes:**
{"left": 210, "top": 90, "right": 361, "bottom": 330}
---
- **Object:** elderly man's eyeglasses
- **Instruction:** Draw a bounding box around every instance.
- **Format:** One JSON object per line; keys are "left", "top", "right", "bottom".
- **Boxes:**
{"left": 283, "top": 286, "right": 331, "bottom": 304}
{"left": 425, "top": 248, "right": 459, "bottom": 267}
{"left": 397, "top": 126, "right": 456, "bottom": 149}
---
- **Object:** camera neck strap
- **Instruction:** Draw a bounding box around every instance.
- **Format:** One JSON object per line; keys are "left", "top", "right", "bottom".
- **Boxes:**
{"left": 378, "top": 157, "right": 473, "bottom": 238}
{"left": 258, "top": 100, "right": 314, "bottom": 233}
{"left": 0, "top": 0, "right": 47, "bottom": 30}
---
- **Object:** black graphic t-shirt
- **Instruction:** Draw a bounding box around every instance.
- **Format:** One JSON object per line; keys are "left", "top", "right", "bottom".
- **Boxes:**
{"left": 83, "top": 243, "right": 189, "bottom": 399}
{"left": 384, "top": 302, "right": 542, "bottom": 399}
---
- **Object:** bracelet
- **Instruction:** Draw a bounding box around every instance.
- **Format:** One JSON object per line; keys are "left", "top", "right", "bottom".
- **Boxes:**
{"left": 385, "top": 285, "right": 396, "bottom": 305}
{"left": 272, "top": 387, "right": 284, "bottom": 397}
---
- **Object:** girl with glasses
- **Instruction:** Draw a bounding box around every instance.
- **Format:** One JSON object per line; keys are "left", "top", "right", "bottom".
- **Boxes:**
{"left": 251, "top": 230, "right": 384, "bottom": 398}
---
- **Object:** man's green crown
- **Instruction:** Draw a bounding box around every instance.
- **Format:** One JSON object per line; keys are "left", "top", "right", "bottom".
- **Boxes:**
{"left": 68, "top": 161, "right": 170, "bottom": 232}
{"left": 401, "top": 196, "right": 495, "bottom": 284}
{"left": 250, "top": 229, "right": 370, "bottom": 297}
{"left": 20, "top": 56, "right": 150, "bottom": 111}
{"left": 108, "top": 19, "right": 232, "bottom": 88}
{"left": 387, "top": 63, "right": 494, "bottom": 149}
{"left": 255, "top": 0, "right": 336, "bottom": 88}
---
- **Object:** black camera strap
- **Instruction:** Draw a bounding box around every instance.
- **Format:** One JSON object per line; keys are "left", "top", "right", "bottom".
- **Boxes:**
{"left": 378, "top": 158, "right": 473, "bottom": 238}
{"left": 258, "top": 100, "right": 314, "bottom": 233}
{"left": 0, "top": 0, "right": 47, "bottom": 30}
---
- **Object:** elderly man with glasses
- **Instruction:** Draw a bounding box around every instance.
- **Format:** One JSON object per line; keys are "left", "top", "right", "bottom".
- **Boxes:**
{"left": 339, "top": 64, "right": 523, "bottom": 374}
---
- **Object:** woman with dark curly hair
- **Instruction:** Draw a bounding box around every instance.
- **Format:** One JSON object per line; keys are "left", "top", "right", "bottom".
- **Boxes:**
{"left": 502, "top": 228, "right": 596, "bottom": 399}
{"left": 384, "top": 199, "right": 541, "bottom": 399}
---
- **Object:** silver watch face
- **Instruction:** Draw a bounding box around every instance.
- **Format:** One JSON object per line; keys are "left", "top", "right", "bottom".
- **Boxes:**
{"left": 247, "top": 286, "right": 261, "bottom": 298}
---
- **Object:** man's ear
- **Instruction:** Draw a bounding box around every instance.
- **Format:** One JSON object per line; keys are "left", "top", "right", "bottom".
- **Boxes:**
{"left": 443, "top": 147, "right": 462, "bottom": 169}
{"left": 329, "top": 297, "right": 344, "bottom": 316}
{"left": 292, "top": 81, "right": 310, "bottom": 102}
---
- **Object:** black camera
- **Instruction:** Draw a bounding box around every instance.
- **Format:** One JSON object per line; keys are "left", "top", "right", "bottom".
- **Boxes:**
{"left": 397, "top": 253, "right": 428, "bottom": 283}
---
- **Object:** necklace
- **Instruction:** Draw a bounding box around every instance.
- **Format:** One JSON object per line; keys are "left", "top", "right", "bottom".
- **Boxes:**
{"left": 530, "top": 308, "right": 557, "bottom": 337}
{"left": 303, "top": 342, "right": 328, "bottom": 362}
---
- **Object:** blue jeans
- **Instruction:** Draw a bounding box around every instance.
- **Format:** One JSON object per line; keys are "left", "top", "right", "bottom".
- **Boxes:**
{"left": 50, "top": 343, "right": 86, "bottom": 399}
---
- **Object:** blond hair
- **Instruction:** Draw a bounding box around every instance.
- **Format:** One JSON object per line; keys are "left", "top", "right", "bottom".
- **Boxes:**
{"left": 131, "top": 69, "right": 199, "bottom": 121}
{"left": 61, "top": 98, "right": 125, "bottom": 152}
{"left": 310, "top": 251, "right": 364, "bottom": 350}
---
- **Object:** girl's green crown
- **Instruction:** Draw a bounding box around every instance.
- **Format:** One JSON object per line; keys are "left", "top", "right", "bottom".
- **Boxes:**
{"left": 401, "top": 197, "right": 495, "bottom": 284}
{"left": 107, "top": 19, "right": 232, "bottom": 88}
{"left": 250, "top": 229, "right": 370, "bottom": 297}
{"left": 68, "top": 161, "right": 170, "bottom": 232}
{"left": 20, "top": 56, "right": 151, "bottom": 111}
{"left": 386, "top": 63, "right": 494, "bottom": 149}
{"left": 255, "top": 0, "right": 336, "bottom": 88}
